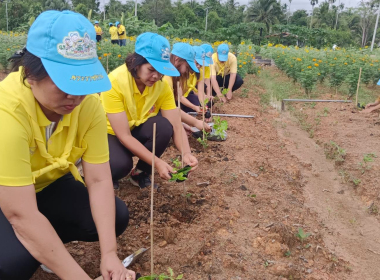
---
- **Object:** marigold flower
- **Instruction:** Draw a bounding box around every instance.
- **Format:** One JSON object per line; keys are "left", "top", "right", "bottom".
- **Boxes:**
{"left": 307, "top": 66, "right": 312, "bottom": 69}
{"left": 314, "top": 63, "right": 319, "bottom": 67}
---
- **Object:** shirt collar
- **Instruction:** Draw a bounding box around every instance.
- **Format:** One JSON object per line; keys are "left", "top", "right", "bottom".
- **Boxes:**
{"left": 132, "top": 78, "right": 149, "bottom": 97}
{"left": 36, "top": 101, "right": 71, "bottom": 127}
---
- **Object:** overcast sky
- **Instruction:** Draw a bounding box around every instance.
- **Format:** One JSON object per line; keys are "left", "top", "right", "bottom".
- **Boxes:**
{"left": 99, "top": 0, "right": 363, "bottom": 11}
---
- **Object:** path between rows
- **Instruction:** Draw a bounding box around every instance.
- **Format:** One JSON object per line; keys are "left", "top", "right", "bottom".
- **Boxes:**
{"left": 277, "top": 112, "right": 380, "bottom": 279}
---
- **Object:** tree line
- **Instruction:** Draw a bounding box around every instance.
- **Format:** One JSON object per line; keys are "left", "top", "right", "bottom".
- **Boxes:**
{"left": 1, "top": 0, "right": 380, "bottom": 48}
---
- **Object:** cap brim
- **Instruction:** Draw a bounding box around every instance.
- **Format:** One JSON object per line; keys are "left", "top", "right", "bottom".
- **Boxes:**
{"left": 218, "top": 54, "right": 228, "bottom": 62}
{"left": 147, "top": 58, "right": 180, "bottom": 77}
{"left": 42, "top": 58, "right": 111, "bottom": 95}
{"left": 195, "top": 58, "right": 209, "bottom": 67}
{"left": 377, "top": 79, "right": 380, "bottom": 85}
{"left": 187, "top": 60, "right": 199, "bottom": 73}
{"left": 205, "top": 57, "right": 213, "bottom": 65}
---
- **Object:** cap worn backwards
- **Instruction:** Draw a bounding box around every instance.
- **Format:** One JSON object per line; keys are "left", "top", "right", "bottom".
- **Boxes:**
{"left": 172, "top": 43, "right": 199, "bottom": 73}
{"left": 193, "top": 46, "right": 209, "bottom": 67}
{"left": 200, "top": 44, "right": 214, "bottom": 65}
{"left": 27, "top": 10, "right": 111, "bottom": 96}
{"left": 135, "top": 32, "right": 179, "bottom": 77}
{"left": 217, "top": 43, "right": 229, "bottom": 62}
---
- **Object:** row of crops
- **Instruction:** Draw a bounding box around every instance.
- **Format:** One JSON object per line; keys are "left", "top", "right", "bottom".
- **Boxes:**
{"left": 260, "top": 44, "right": 380, "bottom": 96}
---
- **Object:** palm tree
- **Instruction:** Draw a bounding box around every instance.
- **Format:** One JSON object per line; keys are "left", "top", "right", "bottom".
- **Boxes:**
{"left": 246, "top": 0, "right": 280, "bottom": 37}
{"left": 310, "top": 0, "right": 318, "bottom": 29}
{"left": 288, "top": 0, "right": 292, "bottom": 24}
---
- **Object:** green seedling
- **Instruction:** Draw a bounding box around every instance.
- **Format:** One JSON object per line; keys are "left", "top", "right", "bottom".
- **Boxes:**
{"left": 197, "top": 137, "right": 208, "bottom": 148}
{"left": 138, "top": 267, "right": 183, "bottom": 280}
{"left": 363, "top": 153, "right": 377, "bottom": 163}
{"left": 213, "top": 116, "right": 228, "bottom": 140}
{"left": 296, "top": 227, "right": 311, "bottom": 243}
{"left": 169, "top": 165, "right": 192, "bottom": 182}
{"left": 284, "top": 250, "right": 291, "bottom": 257}
{"left": 247, "top": 194, "right": 256, "bottom": 198}
{"left": 352, "top": 178, "right": 361, "bottom": 186}
{"left": 323, "top": 107, "right": 329, "bottom": 116}
{"left": 171, "top": 157, "right": 182, "bottom": 169}
{"left": 182, "top": 192, "right": 193, "bottom": 199}
{"left": 221, "top": 88, "right": 228, "bottom": 96}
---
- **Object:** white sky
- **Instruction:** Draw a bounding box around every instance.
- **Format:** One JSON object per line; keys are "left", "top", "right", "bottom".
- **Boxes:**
{"left": 98, "top": 0, "right": 363, "bottom": 11}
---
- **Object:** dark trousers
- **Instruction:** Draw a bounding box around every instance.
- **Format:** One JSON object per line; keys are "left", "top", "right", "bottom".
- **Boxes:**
{"left": 211, "top": 74, "right": 244, "bottom": 96}
{"left": 0, "top": 173, "right": 129, "bottom": 280}
{"left": 111, "top": 40, "right": 119, "bottom": 45}
{"left": 180, "top": 92, "right": 200, "bottom": 113}
{"left": 96, "top": 35, "right": 102, "bottom": 42}
{"left": 108, "top": 116, "right": 173, "bottom": 181}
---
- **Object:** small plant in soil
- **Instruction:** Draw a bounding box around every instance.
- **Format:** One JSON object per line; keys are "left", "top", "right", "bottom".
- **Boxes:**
{"left": 323, "top": 107, "right": 329, "bottom": 116}
{"left": 197, "top": 137, "right": 208, "bottom": 148}
{"left": 213, "top": 116, "right": 228, "bottom": 140}
{"left": 296, "top": 227, "right": 311, "bottom": 243}
{"left": 221, "top": 88, "right": 228, "bottom": 96}
{"left": 169, "top": 165, "right": 192, "bottom": 182}
{"left": 324, "top": 141, "right": 346, "bottom": 165}
{"left": 138, "top": 267, "right": 183, "bottom": 280}
{"left": 284, "top": 250, "right": 291, "bottom": 257}
{"left": 171, "top": 157, "right": 182, "bottom": 169}
{"left": 363, "top": 153, "right": 377, "bottom": 163}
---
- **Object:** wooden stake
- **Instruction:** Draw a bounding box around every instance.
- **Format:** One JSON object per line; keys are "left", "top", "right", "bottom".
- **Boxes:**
{"left": 202, "top": 59, "right": 206, "bottom": 141}
{"left": 150, "top": 123, "right": 156, "bottom": 277}
{"left": 355, "top": 67, "right": 362, "bottom": 108}
{"left": 106, "top": 54, "right": 109, "bottom": 74}
{"left": 177, "top": 81, "right": 184, "bottom": 168}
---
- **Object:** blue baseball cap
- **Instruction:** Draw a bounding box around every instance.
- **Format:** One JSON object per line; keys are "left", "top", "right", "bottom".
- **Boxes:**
{"left": 109, "top": 22, "right": 113, "bottom": 26}
{"left": 27, "top": 10, "right": 111, "bottom": 95}
{"left": 115, "top": 21, "right": 120, "bottom": 26}
{"left": 200, "top": 44, "right": 214, "bottom": 65}
{"left": 172, "top": 43, "right": 199, "bottom": 73}
{"left": 193, "top": 46, "right": 209, "bottom": 67}
{"left": 135, "top": 32, "right": 179, "bottom": 77}
{"left": 94, "top": 20, "right": 99, "bottom": 24}
{"left": 217, "top": 43, "right": 229, "bottom": 62}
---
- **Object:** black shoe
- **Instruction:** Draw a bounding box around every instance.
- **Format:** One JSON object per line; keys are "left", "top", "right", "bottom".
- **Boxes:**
{"left": 113, "top": 180, "right": 120, "bottom": 190}
{"left": 130, "top": 171, "right": 154, "bottom": 189}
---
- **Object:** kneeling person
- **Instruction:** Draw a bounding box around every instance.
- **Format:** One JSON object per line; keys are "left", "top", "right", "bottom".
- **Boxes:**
{"left": 211, "top": 43, "right": 244, "bottom": 102}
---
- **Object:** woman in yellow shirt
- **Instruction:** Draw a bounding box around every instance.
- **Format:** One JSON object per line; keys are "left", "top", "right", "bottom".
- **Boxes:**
{"left": 109, "top": 22, "right": 119, "bottom": 45}
{"left": 101, "top": 32, "right": 198, "bottom": 189}
{"left": 0, "top": 11, "right": 135, "bottom": 280}
{"left": 211, "top": 43, "right": 244, "bottom": 102}
{"left": 94, "top": 20, "right": 103, "bottom": 42}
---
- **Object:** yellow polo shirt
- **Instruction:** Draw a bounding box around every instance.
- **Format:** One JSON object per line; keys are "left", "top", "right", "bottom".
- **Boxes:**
{"left": 95, "top": 25, "right": 102, "bottom": 35}
{"left": 117, "top": 25, "right": 127, "bottom": 40}
{"left": 101, "top": 64, "right": 176, "bottom": 133}
{"left": 109, "top": 26, "right": 118, "bottom": 40}
{"left": 0, "top": 68, "right": 109, "bottom": 193}
{"left": 211, "top": 52, "right": 237, "bottom": 76}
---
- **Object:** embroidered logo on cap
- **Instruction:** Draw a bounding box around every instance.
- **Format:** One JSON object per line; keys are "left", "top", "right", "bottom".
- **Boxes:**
{"left": 206, "top": 51, "right": 212, "bottom": 58}
{"left": 161, "top": 46, "right": 170, "bottom": 61}
{"left": 201, "top": 52, "right": 206, "bottom": 60}
{"left": 222, "top": 50, "right": 227, "bottom": 54}
{"left": 57, "top": 31, "right": 97, "bottom": 60}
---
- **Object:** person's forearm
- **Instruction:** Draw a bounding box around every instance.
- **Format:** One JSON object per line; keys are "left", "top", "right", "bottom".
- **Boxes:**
{"left": 211, "top": 76, "right": 222, "bottom": 96}
{"left": 118, "top": 133, "right": 158, "bottom": 166}
{"left": 180, "top": 110, "right": 198, "bottom": 127}
{"left": 11, "top": 213, "right": 90, "bottom": 279}
{"left": 87, "top": 176, "right": 117, "bottom": 257}
{"left": 370, "top": 104, "right": 380, "bottom": 112}
{"left": 173, "top": 122, "right": 192, "bottom": 155}
{"left": 228, "top": 74, "right": 236, "bottom": 91}
{"left": 180, "top": 96, "right": 198, "bottom": 111}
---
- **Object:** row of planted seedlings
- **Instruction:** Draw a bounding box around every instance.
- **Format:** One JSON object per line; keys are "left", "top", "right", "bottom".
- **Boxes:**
{"left": 259, "top": 44, "right": 380, "bottom": 97}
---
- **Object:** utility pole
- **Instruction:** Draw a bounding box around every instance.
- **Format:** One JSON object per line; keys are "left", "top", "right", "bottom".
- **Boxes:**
{"left": 205, "top": 7, "right": 209, "bottom": 32}
{"left": 135, "top": 0, "right": 137, "bottom": 17}
{"left": 371, "top": 3, "right": 380, "bottom": 51}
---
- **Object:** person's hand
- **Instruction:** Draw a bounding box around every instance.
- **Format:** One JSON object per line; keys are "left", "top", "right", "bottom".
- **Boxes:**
{"left": 218, "top": 95, "right": 227, "bottom": 103}
{"left": 365, "top": 103, "right": 376, "bottom": 109}
{"left": 156, "top": 158, "right": 174, "bottom": 180}
{"left": 195, "top": 120, "right": 211, "bottom": 132}
{"left": 226, "top": 90, "right": 232, "bottom": 100}
{"left": 361, "top": 108, "right": 374, "bottom": 113}
{"left": 183, "top": 153, "right": 198, "bottom": 172}
{"left": 193, "top": 106, "right": 202, "bottom": 114}
{"left": 100, "top": 252, "right": 136, "bottom": 280}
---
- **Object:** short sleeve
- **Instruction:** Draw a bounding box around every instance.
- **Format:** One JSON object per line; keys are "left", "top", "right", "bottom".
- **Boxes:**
{"left": 0, "top": 108, "right": 33, "bottom": 186}
{"left": 101, "top": 76, "right": 125, "bottom": 114}
{"left": 160, "top": 83, "right": 176, "bottom": 111}
{"left": 205, "top": 66, "right": 211, "bottom": 79}
{"left": 81, "top": 97, "right": 109, "bottom": 164}
{"left": 162, "top": 76, "right": 173, "bottom": 91}
{"left": 229, "top": 54, "right": 238, "bottom": 74}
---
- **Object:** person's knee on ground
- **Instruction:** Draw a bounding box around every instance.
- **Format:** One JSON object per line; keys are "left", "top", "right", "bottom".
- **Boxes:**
{"left": 115, "top": 197, "right": 129, "bottom": 237}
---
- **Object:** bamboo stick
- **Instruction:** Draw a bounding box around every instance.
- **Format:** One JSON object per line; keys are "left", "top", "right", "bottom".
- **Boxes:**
{"left": 177, "top": 81, "right": 184, "bottom": 169}
{"left": 202, "top": 59, "right": 206, "bottom": 141}
{"left": 150, "top": 123, "right": 156, "bottom": 276}
{"left": 355, "top": 67, "right": 362, "bottom": 108}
